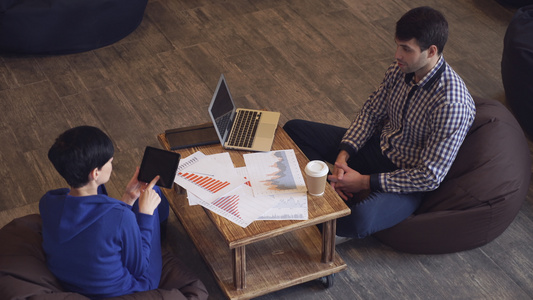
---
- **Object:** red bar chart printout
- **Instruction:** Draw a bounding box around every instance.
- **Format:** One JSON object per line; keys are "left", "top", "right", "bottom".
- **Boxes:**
{"left": 188, "top": 167, "right": 279, "bottom": 227}
{"left": 174, "top": 151, "right": 244, "bottom": 203}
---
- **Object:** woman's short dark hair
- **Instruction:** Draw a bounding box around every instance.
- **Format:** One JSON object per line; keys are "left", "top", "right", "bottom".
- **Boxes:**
{"left": 48, "top": 126, "right": 114, "bottom": 188}
{"left": 395, "top": 6, "right": 449, "bottom": 54}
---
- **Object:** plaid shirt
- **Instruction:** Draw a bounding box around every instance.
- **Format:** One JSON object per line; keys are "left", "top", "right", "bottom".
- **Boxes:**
{"left": 340, "top": 56, "right": 475, "bottom": 193}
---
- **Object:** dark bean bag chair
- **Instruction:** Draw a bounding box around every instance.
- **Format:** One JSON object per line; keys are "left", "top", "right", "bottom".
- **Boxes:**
{"left": 0, "top": 214, "right": 209, "bottom": 300}
{"left": 374, "top": 96, "right": 531, "bottom": 254}
{"left": 497, "top": 0, "right": 533, "bottom": 7}
{"left": 0, "top": 0, "right": 147, "bottom": 54}
{"left": 502, "top": 5, "right": 533, "bottom": 139}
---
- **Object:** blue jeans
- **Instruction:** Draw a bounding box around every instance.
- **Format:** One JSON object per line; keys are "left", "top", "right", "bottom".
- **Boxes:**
{"left": 283, "top": 119, "right": 422, "bottom": 238}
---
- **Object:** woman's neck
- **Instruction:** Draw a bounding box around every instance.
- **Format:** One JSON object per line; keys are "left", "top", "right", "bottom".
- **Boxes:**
{"left": 68, "top": 183, "right": 99, "bottom": 197}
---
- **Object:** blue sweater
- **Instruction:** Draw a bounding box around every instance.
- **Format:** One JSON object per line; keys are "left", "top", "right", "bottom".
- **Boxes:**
{"left": 39, "top": 187, "right": 162, "bottom": 299}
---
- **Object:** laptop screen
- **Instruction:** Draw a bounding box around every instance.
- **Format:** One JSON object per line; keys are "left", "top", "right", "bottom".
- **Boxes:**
{"left": 208, "top": 74, "right": 236, "bottom": 144}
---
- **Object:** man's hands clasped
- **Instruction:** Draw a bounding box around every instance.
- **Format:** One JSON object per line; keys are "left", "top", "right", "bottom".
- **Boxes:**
{"left": 328, "top": 150, "right": 371, "bottom": 201}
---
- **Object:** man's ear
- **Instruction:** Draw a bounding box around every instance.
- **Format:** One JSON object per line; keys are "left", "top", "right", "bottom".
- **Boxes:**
{"left": 427, "top": 45, "right": 438, "bottom": 58}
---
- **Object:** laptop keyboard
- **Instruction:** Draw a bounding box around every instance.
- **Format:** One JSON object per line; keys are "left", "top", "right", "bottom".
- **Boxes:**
{"left": 227, "top": 110, "right": 261, "bottom": 148}
{"left": 215, "top": 112, "right": 232, "bottom": 135}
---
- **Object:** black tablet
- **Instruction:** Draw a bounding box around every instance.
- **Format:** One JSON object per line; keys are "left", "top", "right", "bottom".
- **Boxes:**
{"left": 138, "top": 146, "right": 180, "bottom": 189}
{"left": 165, "top": 123, "right": 219, "bottom": 150}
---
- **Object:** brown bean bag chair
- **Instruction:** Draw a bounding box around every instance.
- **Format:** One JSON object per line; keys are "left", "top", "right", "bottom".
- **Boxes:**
{"left": 374, "top": 96, "right": 530, "bottom": 254}
{"left": 497, "top": 0, "right": 533, "bottom": 8}
{"left": 0, "top": 214, "right": 209, "bottom": 300}
{"left": 502, "top": 5, "right": 533, "bottom": 139}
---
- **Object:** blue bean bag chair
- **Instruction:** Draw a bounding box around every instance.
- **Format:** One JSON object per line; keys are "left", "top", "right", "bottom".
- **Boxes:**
{"left": 0, "top": 0, "right": 148, "bottom": 54}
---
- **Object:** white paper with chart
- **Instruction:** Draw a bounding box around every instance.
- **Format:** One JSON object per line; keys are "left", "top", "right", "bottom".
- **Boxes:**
{"left": 243, "top": 149, "right": 307, "bottom": 197}
{"left": 257, "top": 192, "right": 308, "bottom": 220}
{"left": 187, "top": 167, "right": 279, "bottom": 227}
{"left": 177, "top": 150, "right": 309, "bottom": 227}
{"left": 174, "top": 151, "right": 245, "bottom": 203}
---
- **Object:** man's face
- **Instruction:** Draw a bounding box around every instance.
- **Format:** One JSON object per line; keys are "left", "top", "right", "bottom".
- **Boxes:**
{"left": 394, "top": 38, "right": 430, "bottom": 75}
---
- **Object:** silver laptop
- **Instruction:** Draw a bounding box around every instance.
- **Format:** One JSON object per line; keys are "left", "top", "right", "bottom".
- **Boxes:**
{"left": 208, "top": 74, "right": 280, "bottom": 152}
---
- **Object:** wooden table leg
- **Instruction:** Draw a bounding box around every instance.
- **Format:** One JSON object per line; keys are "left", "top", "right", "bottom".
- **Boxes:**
{"left": 321, "top": 220, "right": 336, "bottom": 263}
{"left": 233, "top": 246, "right": 246, "bottom": 290}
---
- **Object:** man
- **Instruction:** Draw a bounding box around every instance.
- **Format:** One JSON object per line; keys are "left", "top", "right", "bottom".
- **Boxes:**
{"left": 284, "top": 6, "right": 475, "bottom": 240}
{"left": 39, "top": 126, "right": 207, "bottom": 299}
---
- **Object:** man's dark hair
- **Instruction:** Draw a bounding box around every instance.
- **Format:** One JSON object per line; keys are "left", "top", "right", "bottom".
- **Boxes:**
{"left": 395, "top": 6, "right": 449, "bottom": 54}
{"left": 48, "top": 126, "right": 114, "bottom": 188}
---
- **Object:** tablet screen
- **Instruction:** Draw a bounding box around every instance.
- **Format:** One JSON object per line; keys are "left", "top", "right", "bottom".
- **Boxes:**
{"left": 165, "top": 124, "right": 219, "bottom": 150}
{"left": 138, "top": 146, "right": 180, "bottom": 189}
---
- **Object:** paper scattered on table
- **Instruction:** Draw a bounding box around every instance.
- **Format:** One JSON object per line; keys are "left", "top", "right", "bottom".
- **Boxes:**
{"left": 243, "top": 149, "right": 307, "bottom": 197}
{"left": 175, "top": 150, "right": 309, "bottom": 228}
{"left": 187, "top": 168, "right": 279, "bottom": 227}
{"left": 257, "top": 192, "right": 308, "bottom": 220}
{"left": 174, "top": 151, "right": 245, "bottom": 203}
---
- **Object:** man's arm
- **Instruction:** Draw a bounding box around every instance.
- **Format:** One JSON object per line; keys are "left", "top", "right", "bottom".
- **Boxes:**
{"left": 329, "top": 64, "right": 397, "bottom": 199}
{"left": 378, "top": 101, "right": 474, "bottom": 193}
{"left": 340, "top": 64, "right": 396, "bottom": 154}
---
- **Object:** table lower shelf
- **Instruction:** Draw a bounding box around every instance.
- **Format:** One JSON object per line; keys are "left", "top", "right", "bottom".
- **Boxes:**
{"left": 221, "top": 226, "right": 346, "bottom": 299}
{"left": 167, "top": 191, "right": 347, "bottom": 300}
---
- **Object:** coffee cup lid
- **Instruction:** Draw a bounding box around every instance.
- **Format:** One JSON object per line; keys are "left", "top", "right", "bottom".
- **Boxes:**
{"left": 305, "top": 160, "right": 329, "bottom": 176}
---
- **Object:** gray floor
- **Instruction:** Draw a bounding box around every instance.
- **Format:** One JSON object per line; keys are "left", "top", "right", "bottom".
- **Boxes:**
{"left": 1, "top": 0, "right": 532, "bottom": 299}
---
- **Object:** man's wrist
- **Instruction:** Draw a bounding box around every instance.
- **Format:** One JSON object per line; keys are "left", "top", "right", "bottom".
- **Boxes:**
{"left": 369, "top": 174, "right": 382, "bottom": 192}
{"left": 337, "top": 150, "right": 350, "bottom": 163}
{"left": 362, "top": 174, "right": 371, "bottom": 190}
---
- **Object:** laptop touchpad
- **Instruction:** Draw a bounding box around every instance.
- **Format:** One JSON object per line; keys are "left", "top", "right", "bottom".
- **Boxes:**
{"left": 257, "top": 123, "right": 276, "bottom": 138}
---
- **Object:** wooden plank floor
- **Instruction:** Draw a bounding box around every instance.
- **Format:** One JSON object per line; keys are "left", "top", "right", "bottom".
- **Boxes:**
{"left": 1, "top": 0, "right": 532, "bottom": 299}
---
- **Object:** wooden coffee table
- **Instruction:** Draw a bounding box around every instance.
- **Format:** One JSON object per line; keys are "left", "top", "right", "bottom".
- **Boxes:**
{"left": 158, "top": 126, "right": 350, "bottom": 300}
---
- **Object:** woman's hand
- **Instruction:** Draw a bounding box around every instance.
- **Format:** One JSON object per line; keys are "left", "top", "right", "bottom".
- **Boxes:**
{"left": 122, "top": 167, "right": 143, "bottom": 206}
{"left": 138, "top": 176, "right": 161, "bottom": 215}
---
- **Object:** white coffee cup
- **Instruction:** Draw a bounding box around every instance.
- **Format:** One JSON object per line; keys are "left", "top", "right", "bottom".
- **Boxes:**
{"left": 304, "top": 160, "right": 329, "bottom": 196}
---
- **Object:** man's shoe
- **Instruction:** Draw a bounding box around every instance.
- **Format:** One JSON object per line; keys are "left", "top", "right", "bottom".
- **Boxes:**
{"left": 335, "top": 235, "right": 352, "bottom": 245}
